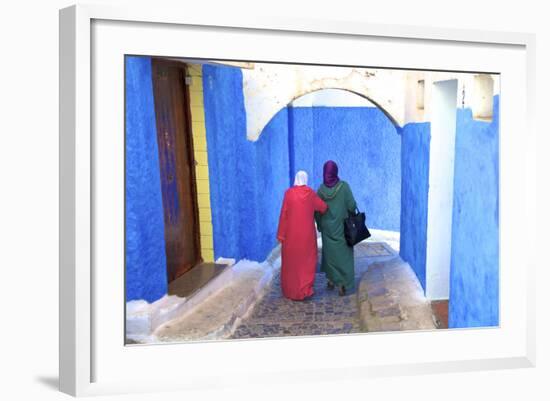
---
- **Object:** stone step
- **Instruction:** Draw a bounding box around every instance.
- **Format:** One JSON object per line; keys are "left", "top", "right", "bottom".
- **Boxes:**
{"left": 357, "top": 257, "right": 437, "bottom": 332}
{"left": 153, "top": 255, "right": 280, "bottom": 343}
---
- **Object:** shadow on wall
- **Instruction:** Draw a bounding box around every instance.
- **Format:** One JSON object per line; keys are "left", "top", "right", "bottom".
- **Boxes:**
{"left": 203, "top": 66, "right": 402, "bottom": 263}
{"left": 399, "top": 122, "right": 431, "bottom": 291}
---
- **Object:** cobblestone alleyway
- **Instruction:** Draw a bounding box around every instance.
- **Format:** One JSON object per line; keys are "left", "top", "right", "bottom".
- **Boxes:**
{"left": 231, "top": 242, "right": 397, "bottom": 339}
{"left": 148, "top": 240, "right": 437, "bottom": 345}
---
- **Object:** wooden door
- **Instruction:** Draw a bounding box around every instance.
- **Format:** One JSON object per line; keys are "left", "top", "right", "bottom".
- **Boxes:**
{"left": 152, "top": 59, "right": 201, "bottom": 282}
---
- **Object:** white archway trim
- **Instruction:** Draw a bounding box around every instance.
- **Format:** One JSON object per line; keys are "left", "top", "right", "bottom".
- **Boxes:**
{"left": 242, "top": 64, "right": 407, "bottom": 140}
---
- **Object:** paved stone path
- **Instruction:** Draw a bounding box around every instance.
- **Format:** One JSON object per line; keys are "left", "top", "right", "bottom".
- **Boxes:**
{"left": 141, "top": 240, "right": 436, "bottom": 344}
{"left": 230, "top": 272, "right": 362, "bottom": 338}
{"left": 231, "top": 242, "right": 396, "bottom": 339}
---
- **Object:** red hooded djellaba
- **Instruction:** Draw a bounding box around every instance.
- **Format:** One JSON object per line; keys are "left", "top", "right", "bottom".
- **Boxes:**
{"left": 277, "top": 171, "right": 328, "bottom": 300}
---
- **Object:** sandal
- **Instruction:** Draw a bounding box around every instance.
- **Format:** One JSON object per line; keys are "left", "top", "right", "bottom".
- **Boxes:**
{"left": 338, "top": 286, "right": 346, "bottom": 296}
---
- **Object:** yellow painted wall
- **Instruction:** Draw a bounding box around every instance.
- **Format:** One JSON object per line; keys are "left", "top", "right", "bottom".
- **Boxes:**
{"left": 187, "top": 64, "right": 214, "bottom": 262}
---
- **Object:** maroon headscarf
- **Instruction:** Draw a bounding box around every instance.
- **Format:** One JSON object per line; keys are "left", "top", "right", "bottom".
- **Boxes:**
{"left": 323, "top": 160, "right": 340, "bottom": 188}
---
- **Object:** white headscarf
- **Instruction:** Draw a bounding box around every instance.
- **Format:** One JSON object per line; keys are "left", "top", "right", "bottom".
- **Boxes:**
{"left": 294, "top": 170, "right": 308, "bottom": 186}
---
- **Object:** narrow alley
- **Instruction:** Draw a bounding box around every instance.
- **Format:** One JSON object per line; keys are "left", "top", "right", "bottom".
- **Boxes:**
{"left": 125, "top": 58, "right": 500, "bottom": 342}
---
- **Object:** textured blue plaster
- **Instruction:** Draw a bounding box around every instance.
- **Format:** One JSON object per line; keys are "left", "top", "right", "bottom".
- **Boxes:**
{"left": 399, "top": 122, "right": 431, "bottom": 290}
{"left": 306, "top": 107, "right": 401, "bottom": 231}
{"left": 254, "top": 111, "right": 291, "bottom": 259}
{"left": 287, "top": 106, "right": 315, "bottom": 185}
{"left": 202, "top": 65, "right": 289, "bottom": 262}
{"left": 289, "top": 106, "right": 401, "bottom": 231}
{"left": 449, "top": 96, "right": 500, "bottom": 328}
{"left": 125, "top": 56, "right": 168, "bottom": 303}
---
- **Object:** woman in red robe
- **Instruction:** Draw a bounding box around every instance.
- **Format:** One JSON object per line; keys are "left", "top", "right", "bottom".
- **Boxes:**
{"left": 277, "top": 171, "right": 328, "bottom": 300}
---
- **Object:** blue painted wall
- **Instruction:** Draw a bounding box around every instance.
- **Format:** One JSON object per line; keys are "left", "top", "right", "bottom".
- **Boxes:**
{"left": 124, "top": 57, "right": 500, "bottom": 329}
{"left": 399, "top": 122, "right": 431, "bottom": 290}
{"left": 449, "top": 96, "right": 500, "bottom": 328}
{"left": 287, "top": 106, "right": 314, "bottom": 186}
{"left": 202, "top": 65, "right": 246, "bottom": 260}
{"left": 202, "top": 65, "right": 289, "bottom": 262}
{"left": 203, "top": 67, "right": 402, "bottom": 261}
{"left": 125, "top": 56, "right": 168, "bottom": 303}
{"left": 293, "top": 107, "right": 401, "bottom": 231}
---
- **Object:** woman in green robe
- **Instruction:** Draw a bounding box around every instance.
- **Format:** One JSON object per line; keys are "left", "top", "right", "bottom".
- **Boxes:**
{"left": 315, "top": 160, "right": 357, "bottom": 296}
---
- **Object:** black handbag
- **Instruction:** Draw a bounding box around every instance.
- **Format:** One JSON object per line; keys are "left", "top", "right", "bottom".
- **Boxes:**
{"left": 344, "top": 208, "right": 371, "bottom": 246}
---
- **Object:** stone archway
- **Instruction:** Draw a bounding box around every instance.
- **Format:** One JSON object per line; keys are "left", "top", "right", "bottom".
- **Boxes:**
{"left": 272, "top": 87, "right": 403, "bottom": 234}
{"left": 287, "top": 87, "right": 400, "bottom": 127}
{"left": 241, "top": 64, "right": 407, "bottom": 141}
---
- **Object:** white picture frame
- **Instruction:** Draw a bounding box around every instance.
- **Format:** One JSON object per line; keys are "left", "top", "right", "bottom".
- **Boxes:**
{"left": 59, "top": 3, "right": 536, "bottom": 397}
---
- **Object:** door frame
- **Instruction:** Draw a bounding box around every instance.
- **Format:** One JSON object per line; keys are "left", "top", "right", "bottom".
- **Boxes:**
{"left": 152, "top": 57, "right": 203, "bottom": 282}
